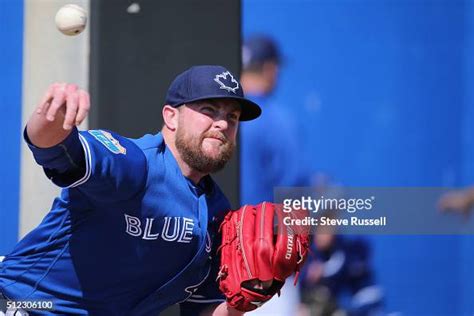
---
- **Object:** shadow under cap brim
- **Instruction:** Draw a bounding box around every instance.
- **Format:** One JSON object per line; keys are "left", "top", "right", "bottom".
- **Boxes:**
{"left": 170, "top": 95, "right": 262, "bottom": 121}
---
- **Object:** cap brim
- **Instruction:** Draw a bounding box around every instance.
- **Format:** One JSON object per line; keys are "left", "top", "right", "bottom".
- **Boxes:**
{"left": 173, "top": 95, "right": 262, "bottom": 121}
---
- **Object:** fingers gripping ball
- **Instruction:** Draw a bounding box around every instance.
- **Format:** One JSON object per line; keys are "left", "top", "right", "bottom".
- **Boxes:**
{"left": 217, "top": 202, "right": 310, "bottom": 312}
{"left": 55, "top": 4, "right": 87, "bottom": 36}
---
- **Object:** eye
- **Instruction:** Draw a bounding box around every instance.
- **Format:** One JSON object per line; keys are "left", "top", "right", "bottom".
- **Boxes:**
{"left": 201, "top": 106, "right": 216, "bottom": 114}
{"left": 227, "top": 113, "right": 239, "bottom": 122}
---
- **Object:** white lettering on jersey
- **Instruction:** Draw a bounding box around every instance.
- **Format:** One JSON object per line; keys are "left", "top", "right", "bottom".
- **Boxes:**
{"left": 178, "top": 218, "right": 194, "bottom": 243}
{"left": 162, "top": 217, "right": 181, "bottom": 242}
{"left": 124, "top": 214, "right": 195, "bottom": 243}
{"left": 205, "top": 232, "right": 212, "bottom": 253}
{"left": 143, "top": 218, "right": 160, "bottom": 240}
{"left": 125, "top": 214, "right": 142, "bottom": 236}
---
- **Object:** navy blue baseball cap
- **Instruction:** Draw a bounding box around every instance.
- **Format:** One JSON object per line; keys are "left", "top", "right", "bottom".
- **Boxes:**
{"left": 165, "top": 65, "right": 262, "bottom": 121}
{"left": 242, "top": 35, "right": 281, "bottom": 69}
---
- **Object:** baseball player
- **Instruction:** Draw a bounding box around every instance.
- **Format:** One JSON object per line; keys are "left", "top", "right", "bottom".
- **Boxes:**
{"left": 0, "top": 65, "right": 259, "bottom": 315}
{"left": 0, "top": 65, "right": 308, "bottom": 316}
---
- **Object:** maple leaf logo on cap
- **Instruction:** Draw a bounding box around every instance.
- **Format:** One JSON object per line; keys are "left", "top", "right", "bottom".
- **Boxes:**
{"left": 214, "top": 71, "right": 240, "bottom": 94}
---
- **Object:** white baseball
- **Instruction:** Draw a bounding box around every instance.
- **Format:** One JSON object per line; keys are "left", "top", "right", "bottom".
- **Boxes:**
{"left": 55, "top": 4, "right": 87, "bottom": 36}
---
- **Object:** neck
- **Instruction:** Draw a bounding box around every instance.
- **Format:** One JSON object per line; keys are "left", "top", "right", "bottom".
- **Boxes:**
{"left": 162, "top": 128, "right": 205, "bottom": 185}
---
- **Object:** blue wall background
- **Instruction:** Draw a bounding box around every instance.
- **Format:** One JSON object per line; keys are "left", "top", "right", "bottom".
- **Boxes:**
{"left": 0, "top": 0, "right": 23, "bottom": 254}
{"left": 243, "top": 0, "right": 474, "bottom": 315}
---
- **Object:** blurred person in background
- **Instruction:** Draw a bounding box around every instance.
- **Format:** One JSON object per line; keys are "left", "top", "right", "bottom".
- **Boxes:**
{"left": 299, "top": 222, "right": 384, "bottom": 316}
{"left": 240, "top": 34, "right": 309, "bottom": 205}
{"left": 240, "top": 35, "right": 310, "bottom": 316}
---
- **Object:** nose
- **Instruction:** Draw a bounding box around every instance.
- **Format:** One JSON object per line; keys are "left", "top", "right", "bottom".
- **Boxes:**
{"left": 213, "top": 116, "right": 229, "bottom": 131}
{"left": 211, "top": 110, "right": 231, "bottom": 131}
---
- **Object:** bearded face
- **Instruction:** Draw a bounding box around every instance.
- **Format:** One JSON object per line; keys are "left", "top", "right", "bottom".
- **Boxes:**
{"left": 175, "top": 119, "right": 236, "bottom": 174}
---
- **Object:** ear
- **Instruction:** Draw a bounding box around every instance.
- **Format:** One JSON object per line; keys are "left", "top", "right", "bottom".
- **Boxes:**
{"left": 162, "top": 105, "right": 179, "bottom": 131}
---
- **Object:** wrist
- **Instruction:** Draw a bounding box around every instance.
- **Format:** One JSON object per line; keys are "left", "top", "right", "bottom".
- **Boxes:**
{"left": 210, "top": 302, "right": 244, "bottom": 316}
{"left": 26, "top": 110, "right": 71, "bottom": 148}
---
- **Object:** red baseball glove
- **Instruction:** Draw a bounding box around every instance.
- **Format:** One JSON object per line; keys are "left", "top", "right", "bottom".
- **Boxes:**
{"left": 217, "top": 202, "right": 310, "bottom": 312}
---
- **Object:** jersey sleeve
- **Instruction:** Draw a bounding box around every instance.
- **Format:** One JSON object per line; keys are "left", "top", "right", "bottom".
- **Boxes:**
{"left": 26, "top": 126, "right": 147, "bottom": 201}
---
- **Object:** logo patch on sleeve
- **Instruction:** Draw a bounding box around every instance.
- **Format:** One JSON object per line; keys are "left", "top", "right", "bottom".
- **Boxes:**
{"left": 88, "top": 130, "right": 127, "bottom": 154}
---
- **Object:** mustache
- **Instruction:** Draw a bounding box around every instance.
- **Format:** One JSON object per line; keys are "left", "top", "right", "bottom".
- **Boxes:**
{"left": 202, "top": 131, "right": 229, "bottom": 143}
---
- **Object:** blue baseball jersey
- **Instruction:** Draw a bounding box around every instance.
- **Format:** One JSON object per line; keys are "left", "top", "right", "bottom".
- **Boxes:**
{"left": 240, "top": 94, "right": 309, "bottom": 205}
{"left": 0, "top": 128, "right": 228, "bottom": 315}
